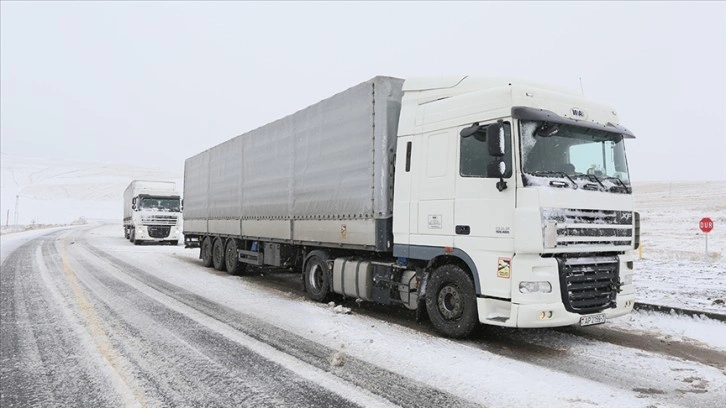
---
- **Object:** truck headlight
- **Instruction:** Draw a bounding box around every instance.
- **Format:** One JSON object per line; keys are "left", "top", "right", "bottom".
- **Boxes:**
{"left": 519, "top": 281, "right": 552, "bottom": 293}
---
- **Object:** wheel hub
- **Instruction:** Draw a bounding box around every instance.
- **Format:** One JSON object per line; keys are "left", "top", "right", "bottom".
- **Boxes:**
{"left": 437, "top": 285, "right": 463, "bottom": 320}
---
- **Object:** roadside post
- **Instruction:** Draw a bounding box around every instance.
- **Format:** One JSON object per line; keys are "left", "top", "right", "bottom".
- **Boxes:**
{"left": 699, "top": 217, "right": 714, "bottom": 262}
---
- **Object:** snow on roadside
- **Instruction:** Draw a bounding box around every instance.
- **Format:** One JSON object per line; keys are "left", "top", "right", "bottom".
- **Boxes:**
{"left": 608, "top": 309, "right": 726, "bottom": 352}
{"left": 0, "top": 226, "right": 74, "bottom": 263}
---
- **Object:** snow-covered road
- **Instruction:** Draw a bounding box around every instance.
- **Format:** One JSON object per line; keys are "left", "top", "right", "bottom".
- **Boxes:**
{"left": 2, "top": 225, "right": 725, "bottom": 407}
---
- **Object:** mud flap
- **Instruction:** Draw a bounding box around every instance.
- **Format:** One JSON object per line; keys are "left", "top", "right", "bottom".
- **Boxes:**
{"left": 415, "top": 272, "right": 430, "bottom": 322}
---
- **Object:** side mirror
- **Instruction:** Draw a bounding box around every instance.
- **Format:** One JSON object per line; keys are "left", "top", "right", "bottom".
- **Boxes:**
{"left": 131, "top": 197, "right": 137, "bottom": 210}
{"left": 486, "top": 123, "right": 505, "bottom": 157}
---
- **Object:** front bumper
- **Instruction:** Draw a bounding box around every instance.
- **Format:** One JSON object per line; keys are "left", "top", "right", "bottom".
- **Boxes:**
{"left": 135, "top": 225, "right": 181, "bottom": 242}
{"left": 477, "top": 251, "right": 637, "bottom": 328}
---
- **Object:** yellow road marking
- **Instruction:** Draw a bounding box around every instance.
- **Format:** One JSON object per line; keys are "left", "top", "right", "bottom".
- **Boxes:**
{"left": 60, "top": 242, "right": 148, "bottom": 407}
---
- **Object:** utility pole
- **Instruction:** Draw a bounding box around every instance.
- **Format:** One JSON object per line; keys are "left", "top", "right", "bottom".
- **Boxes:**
{"left": 14, "top": 195, "right": 19, "bottom": 227}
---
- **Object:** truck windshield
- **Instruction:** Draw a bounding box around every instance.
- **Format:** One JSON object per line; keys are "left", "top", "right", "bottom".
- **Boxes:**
{"left": 520, "top": 120, "right": 631, "bottom": 193}
{"left": 139, "top": 197, "right": 181, "bottom": 212}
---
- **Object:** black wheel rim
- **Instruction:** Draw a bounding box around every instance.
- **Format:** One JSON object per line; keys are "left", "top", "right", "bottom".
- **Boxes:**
{"left": 437, "top": 284, "right": 463, "bottom": 320}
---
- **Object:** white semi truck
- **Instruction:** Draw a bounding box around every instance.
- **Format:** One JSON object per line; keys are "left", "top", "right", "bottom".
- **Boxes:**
{"left": 123, "top": 180, "right": 182, "bottom": 245}
{"left": 183, "top": 76, "right": 639, "bottom": 338}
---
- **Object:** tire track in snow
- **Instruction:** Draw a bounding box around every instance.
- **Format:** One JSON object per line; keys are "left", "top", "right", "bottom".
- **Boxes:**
{"left": 0, "top": 232, "right": 128, "bottom": 407}
{"left": 64, "top": 241, "right": 375, "bottom": 407}
{"left": 76, "top": 235, "right": 478, "bottom": 408}
{"left": 49, "top": 240, "right": 149, "bottom": 406}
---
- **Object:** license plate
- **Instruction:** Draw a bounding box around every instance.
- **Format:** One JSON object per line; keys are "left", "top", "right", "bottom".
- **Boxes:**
{"left": 580, "top": 313, "right": 606, "bottom": 326}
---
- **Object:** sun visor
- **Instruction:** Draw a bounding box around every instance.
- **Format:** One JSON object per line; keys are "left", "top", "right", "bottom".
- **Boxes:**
{"left": 512, "top": 106, "right": 635, "bottom": 138}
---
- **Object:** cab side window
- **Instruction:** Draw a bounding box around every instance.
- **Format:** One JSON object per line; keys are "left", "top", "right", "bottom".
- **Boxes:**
{"left": 460, "top": 122, "right": 512, "bottom": 178}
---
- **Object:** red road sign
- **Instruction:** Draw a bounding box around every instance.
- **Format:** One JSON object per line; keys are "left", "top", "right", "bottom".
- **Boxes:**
{"left": 699, "top": 217, "right": 714, "bottom": 233}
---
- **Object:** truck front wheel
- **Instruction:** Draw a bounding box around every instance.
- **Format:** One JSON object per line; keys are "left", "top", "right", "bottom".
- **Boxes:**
{"left": 212, "top": 238, "right": 226, "bottom": 271}
{"left": 130, "top": 229, "right": 140, "bottom": 245}
{"left": 425, "top": 264, "right": 479, "bottom": 338}
{"left": 304, "top": 254, "right": 330, "bottom": 302}
{"left": 201, "top": 237, "right": 213, "bottom": 267}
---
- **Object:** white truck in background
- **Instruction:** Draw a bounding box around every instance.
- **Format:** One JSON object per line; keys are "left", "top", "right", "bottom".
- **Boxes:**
{"left": 123, "top": 180, "right": 182, "bottom": 245}
{"left": 183, "top": 76, "right": 639, "bottom": 338}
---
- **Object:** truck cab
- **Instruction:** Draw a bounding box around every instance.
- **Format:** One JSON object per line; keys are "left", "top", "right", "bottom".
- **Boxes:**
{"left": 393, "top": 77, "right": 638, "bottom": 332}
{"left": 123, "top": 181, "right": 182, "bottom": 245}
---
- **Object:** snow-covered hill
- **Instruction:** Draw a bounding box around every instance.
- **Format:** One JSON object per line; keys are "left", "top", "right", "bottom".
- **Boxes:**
{"left": 0, "top": 154, "right": 182, "bottom": 225}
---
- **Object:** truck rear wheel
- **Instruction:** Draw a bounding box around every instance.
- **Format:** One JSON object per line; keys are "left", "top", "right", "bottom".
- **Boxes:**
{"left": 201, "top": 237, "right": 213, "bottom": 267}
{"left": 425, "top": 264, "right": 478, "bottom": 338}
{"left": 124, "top": 228, "right": 130, "bottom": 239}
{"left": 212, "top": 238, "right": 226, "bottom": 271}
{"left": 224, "top": 239, "right": 244, "bottom": 275}
{"left": 304, "top": 254, "right": 330, "bottom": 302}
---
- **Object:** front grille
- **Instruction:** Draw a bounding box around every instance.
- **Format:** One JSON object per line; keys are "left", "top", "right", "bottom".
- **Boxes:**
{"left": 147, "top": 226, "right": 171, "bottom": 238}
{"left": 542, "top": 208, "right": 633, "bottom": 248}
{"left": 557, "top": 256, "right": 619, "bottom": 314}
{"left": 142, "top": 215, "right": 177, "bottom": 226}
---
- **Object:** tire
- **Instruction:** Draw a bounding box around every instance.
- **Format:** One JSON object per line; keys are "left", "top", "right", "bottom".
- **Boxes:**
{"left": 425, "top": 264, "right": 479, "bottom": 338}
{"left": 304, "top": 254, "right": 330, "bottom": 302}
{"left": 124, "top": 228, "right": 130, "bottom": 239}
{"left": 224, "top": 239, "right": 244, "bottom": 275}
{"left": 130, "top": 229, "right": 140, "bottom": 245}
{"left": 201, "top": 237, "right": 213, "bottom": 267}
{"left": 212, "top": 238, "right": 226, "bottom": 271}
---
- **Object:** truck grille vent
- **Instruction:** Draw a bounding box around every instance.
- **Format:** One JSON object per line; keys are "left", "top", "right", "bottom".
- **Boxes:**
{"left": 142, "top": 215, "right": 177, "bottom": 226}
{"left": 543, "top": 208, "right": 633, "bottom": 248}
{"left": 147, "top": 226, "right": 171, "bottom": 238}
{"left": 557, "top": 256, "right": 619, "bottom": 314}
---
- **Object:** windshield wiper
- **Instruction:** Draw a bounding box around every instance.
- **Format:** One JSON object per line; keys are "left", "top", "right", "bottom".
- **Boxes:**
{"left": 572, "top": 173, "right": 606, "bottom": 190}
{"left": 602, "top": 176, "right": 631, "bottom": 193}
{"left": 529, "top": 171, "right": 577, "bottom": 188}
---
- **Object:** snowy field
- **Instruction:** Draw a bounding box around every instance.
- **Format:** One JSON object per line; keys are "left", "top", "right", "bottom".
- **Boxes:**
{"left": 632, "top": 181, "right": 726, "bottom": 314}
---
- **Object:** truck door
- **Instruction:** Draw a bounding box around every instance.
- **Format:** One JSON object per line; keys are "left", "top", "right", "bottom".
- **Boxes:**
{"left": 454, "top": 122, "right": 516, "bottom": 298}
{"left": 411, "top": 130, "right": 457, "bottom": 246}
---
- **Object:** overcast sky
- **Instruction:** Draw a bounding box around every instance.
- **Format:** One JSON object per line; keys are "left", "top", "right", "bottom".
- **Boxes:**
{"left": 2, "top": 1, "right": 725, "bottom": 182}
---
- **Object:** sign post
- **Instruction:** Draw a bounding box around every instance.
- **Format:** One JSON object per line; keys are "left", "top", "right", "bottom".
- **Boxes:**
{"left": 699, "top": 217, "right": 714, "bottom": 262}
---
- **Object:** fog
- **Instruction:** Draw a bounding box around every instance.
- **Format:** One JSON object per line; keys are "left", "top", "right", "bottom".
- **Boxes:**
{"left": 2, "top": 1, "right": 725, "bottom": 182}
